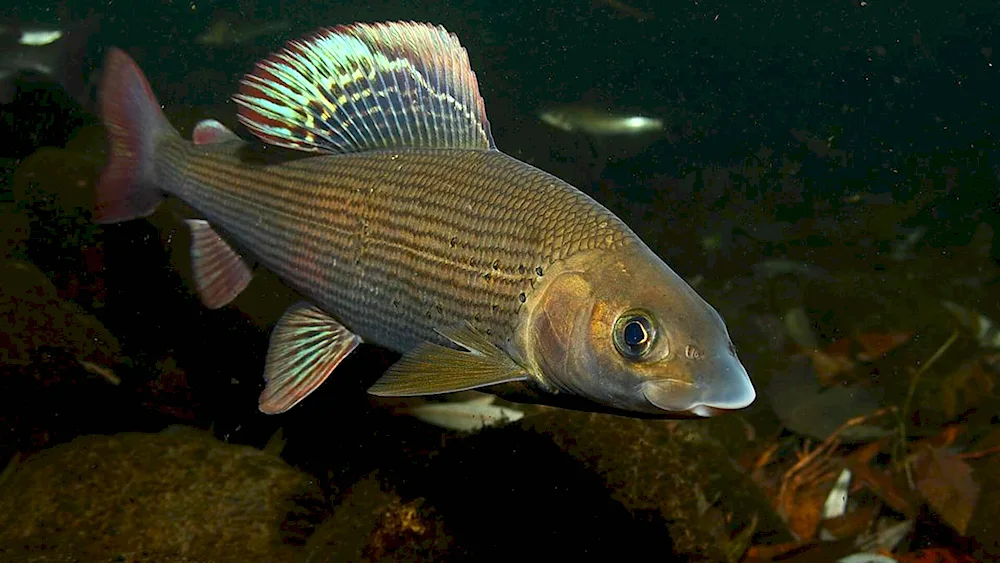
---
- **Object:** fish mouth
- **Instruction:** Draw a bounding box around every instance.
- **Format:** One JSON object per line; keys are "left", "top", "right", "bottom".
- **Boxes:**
{"left": 641, "top": 360, "right": 757, "bottom": 417}
{"left": 641, "top": 379, "right": 703, "bottom": 413}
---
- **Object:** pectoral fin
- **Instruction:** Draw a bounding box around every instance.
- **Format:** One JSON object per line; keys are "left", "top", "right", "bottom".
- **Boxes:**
{"left": 368, "top": 323, "right": 529, "bottom": 397}
{"left": 259, "top": 302, "right": 362, "bottom": 414}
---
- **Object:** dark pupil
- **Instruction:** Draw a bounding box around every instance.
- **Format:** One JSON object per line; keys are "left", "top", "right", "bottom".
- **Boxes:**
{"left": 623, "top": 320, "right": 647, "bottom": 347}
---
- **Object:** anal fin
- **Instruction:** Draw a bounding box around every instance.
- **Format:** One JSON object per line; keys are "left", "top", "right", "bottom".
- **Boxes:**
{"left": 186, "top": 219, "right": 253, "bottom": 309}
{"left": 260, "top": 302, "right": 362, "bottom": 414}
{"left": 368, "top": 323, "right": 529, "bottom": 397}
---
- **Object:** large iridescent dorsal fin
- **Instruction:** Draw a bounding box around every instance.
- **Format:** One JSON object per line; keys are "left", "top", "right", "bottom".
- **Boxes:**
{"left": 232, "top": 21, "right": 495, "bottom": 154}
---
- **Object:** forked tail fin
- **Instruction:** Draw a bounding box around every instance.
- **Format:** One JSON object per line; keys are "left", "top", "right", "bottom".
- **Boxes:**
{"left": 93, "top": 47, "right": 177, "bottom": 224}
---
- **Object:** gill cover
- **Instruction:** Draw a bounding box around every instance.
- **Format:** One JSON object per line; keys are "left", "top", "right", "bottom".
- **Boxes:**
{"left": 524, "top": 243, "right": 756, "bottom": 417}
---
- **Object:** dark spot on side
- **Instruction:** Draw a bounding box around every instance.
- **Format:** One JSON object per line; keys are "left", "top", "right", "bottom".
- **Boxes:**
{"left": 492, "top": 259, "right": 500, "bottom": 270}
{"left": 518, "top": 264, "right": 526, "bottom": 275}
{"left": 307, "top": 99, "right": 325, "bottom": 115}
{"left": 483, "top": 272, "right": 492, "bottom": 281}
{"left": 518, "top": 292, "right": 526, "bottom": 303}
{"left": 535, "top": 266, "right": 544, "bottom": 276}
{"left": 486, "top": 328, "right": 493, "bottom": 336}
{"left": 450, "top": 236, "right": 458, "bottom": 247}
{"left": 491, "top": 304, "right": 499, "bottom": 313}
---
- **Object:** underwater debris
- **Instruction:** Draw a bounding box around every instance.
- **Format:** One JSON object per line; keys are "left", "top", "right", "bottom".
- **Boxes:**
{"left": 767, "top": 357, "right": 888, "bottom": 443}
{"left": 400, "top": 394, "right": 525, "bottom": 433}
{"left": 77, "top": 359, "right": 119, "bottom": 385}
{"left": 195, "top": 14, "right": 290, "bottom": 47}
{"left": 911, "top": 446, "right": 980, "bottom": 535}
{"left": 939, "top": 356, "right": 997, "bottom": 418}
{"left": 752, "top": 259, "right": 830, "bottom": 280}
{"left": 822, "top": 468, "right": 852, "bottom": 520}
{"left": 942, "top": 301, "right": 1000, "bottom": 349}
{"left": 784, "top": 306, "right": 820, "bottom": 350}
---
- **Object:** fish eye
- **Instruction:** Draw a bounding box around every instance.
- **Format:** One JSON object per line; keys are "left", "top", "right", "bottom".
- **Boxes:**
{"left": 613, "top": 311, "right": 657, "bottom": 360}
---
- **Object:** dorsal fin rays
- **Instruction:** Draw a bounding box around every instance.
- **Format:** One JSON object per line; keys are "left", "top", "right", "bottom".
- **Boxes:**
{"left": 233, "top": 21, "right": 495, "bottom": 154}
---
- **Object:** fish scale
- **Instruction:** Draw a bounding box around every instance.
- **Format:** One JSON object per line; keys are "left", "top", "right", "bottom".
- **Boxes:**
{"left": 157, "top": 137, "right": 635, "bottom": 352}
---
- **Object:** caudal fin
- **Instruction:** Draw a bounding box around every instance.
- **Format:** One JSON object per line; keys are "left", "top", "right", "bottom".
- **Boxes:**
{"left": 94, "top": 47, "right": 176, "bottom": 224}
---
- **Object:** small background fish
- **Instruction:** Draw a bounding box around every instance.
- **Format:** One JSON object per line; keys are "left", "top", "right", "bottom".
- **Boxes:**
{"left": 539, "top": 103, "right": 665, "bottom": 136}
{"left": 0, "top": 13, "right": 102, "bottom": 108}
{"left": 194, "top": 14, "right": 290, "bottom": 47}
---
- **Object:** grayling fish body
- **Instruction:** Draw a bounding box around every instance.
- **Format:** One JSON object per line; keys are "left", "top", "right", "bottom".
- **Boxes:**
{"left": 95, "top": 21, "right": 756, "bottom": 418}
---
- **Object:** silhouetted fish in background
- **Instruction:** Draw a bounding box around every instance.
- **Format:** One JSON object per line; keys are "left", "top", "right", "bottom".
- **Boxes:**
{"left": 538, "top": 103, "right": 667, "bottom": 183}
{"left": 539, "top": 104, "right": 665, "bottom": 137}
{"left": 194, "top": 15, "right": 290, "bottom": 47}
{"left": 94, "top": 21, "right": 756, "bottom": 418}
{"left": 0, "top": 14, "right": 101, "bottom": 108}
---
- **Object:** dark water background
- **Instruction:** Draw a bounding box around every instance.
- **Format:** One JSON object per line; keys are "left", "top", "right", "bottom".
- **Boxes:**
{"left": 2, "top": 0, "right": 999, "bottom": 560}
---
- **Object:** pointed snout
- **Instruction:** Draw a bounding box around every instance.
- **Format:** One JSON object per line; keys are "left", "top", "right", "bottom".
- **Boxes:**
{"left": 642, "top": 353, "right": 756, "bottom": 417}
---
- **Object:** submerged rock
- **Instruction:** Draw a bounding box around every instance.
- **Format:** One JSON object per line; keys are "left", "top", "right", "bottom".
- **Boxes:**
{"left": 521, "top": 409, "right": 784, "bottom": 560}
{"left": 302, "top": 472, "right": 452, "bottom": 562}
{"left": 0, "top": 426, "right": 328, "bottom": 562}
{"left": 0, "top": 259, "right": 119, "bottom": 367}
{"left": 314, "top": 402, "right": 785, "bottom": 561}
{"left": 0, "top": 259, "right": 122, "bottom": 452}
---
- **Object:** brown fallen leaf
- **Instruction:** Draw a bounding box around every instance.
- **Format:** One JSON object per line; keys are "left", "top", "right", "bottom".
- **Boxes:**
{"left": 960, "top": 426, "right": 1000, "bottom": 459}
{"left": 780, "top": 478, "right": 829, "bottom": 541}
{"left": 909, "top": 423, "right": 965, "bottom": 452}
{"left": 849, "top": 436, "right": 890, "bottom": 465}
{"left": 743, "top": 538, "right": 858, "bottom": 562}
{"left": 743, "top": 541, "right": 807, "bottom": 561}
{"left": 855, "top": 331, "right": 913, "bottom": 362}
{"left": 897, "top": 547, "right": 979, "bottom": 562}
{"left": 820, "top": 502, "right": 879, "bottom": 540}
{"left": 956, "top": 444, "right": 1000, "bottom": 460}
{"left": 825, "top": 336, "right": 854, "bottom": 359}
{"left": 841, "top": 435, "right": 920, "bottom": 517}
{"left": 803, "top": 347, "right": 856, "bottom": 387}
{"left": 940, "top": 359, "right": 996, "bottom": 419}
{"left": 847, "top": 457, "right": 919, "bottom": 517}
{"left": 911, "top": 447, "right": 980, "bottom": 535}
